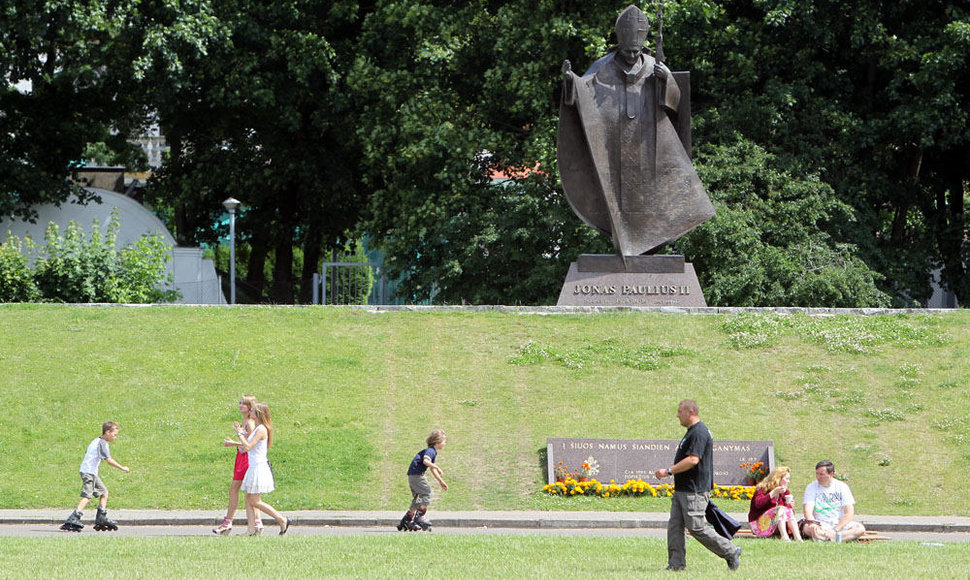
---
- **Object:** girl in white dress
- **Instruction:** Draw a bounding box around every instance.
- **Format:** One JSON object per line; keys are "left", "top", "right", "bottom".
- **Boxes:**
{"left": 224, "top": 402, "right": 290, "bottom": 535}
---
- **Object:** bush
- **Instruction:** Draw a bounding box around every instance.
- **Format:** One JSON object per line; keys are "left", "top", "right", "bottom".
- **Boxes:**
{"left": 2, "top": 209, "right": 178, "bottom": 303}
{"left": 108, "top": 234, "right": 181, "bottom": 303}
{"left": 33, "top": 220, "right": 113, "bottom": 302}
{"left": 0, "top": 234, "right": 40, "bottom": 302}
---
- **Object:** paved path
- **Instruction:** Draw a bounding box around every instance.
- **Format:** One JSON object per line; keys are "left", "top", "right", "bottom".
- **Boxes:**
{"left": 1, "top": 510, "right": 967, "bottom": 542}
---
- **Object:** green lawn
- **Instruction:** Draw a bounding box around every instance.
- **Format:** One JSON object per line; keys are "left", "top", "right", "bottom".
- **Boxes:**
{"left": 1, "top": 535, "right": 968, "bottom": 579}
{"left": 1, "top": 304, "right": 967, "bottom": 517}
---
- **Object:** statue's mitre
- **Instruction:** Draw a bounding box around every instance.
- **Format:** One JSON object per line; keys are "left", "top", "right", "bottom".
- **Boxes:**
{"left": 615, "top": 5, "right": 649, "bottom": 46}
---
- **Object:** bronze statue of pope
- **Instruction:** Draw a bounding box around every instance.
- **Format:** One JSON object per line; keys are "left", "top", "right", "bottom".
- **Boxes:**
{"left": 558, "top": 5, "right": 714, "bottom": 261}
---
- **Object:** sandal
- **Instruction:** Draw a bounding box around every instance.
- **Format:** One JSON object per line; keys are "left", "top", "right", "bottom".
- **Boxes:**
{"left": 279, "top": 517, "right": 290, "bottom": 535}
{"left": 213, "top": 518, "right": 232, "bottom": 535}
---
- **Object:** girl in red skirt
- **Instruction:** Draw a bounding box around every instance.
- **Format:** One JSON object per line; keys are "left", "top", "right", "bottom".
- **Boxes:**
{"left": 214, "top": 395, "right": 263, "bottom": 534}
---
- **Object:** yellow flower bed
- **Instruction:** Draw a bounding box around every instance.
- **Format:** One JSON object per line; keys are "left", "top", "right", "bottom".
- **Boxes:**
{"left": 542, "top": 478, "right": 755, "bottom": 500}
{"left": 710, "top": 484, "right": 755, "bottom": 501}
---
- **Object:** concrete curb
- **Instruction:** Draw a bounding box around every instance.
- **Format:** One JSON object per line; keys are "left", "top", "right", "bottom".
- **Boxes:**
{"left": 3, "top": 510, "right": 968, "bottom": 533}
{"left": 58, "top": 303, "right": 961, "bottom": 315}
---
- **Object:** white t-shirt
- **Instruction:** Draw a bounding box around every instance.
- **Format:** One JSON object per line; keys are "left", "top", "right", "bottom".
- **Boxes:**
{"left": 803, "top": 479, "right": 855, "bottom": 527}
{"left": 79, "top": 437, "right": 110, "bottom": 476}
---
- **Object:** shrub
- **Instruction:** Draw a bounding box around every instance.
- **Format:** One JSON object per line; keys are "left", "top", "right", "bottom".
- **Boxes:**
{"left": 108, "top": 233, "right": 180, "bottom": 303}
{"left": 0, "top": 234, "right": 40, "bottom": 302}
{"left": 4, "top": 209, "right": 178, "bottom": 303}
{"left": 33, "top": 220, "right": 113, "bottom": 302}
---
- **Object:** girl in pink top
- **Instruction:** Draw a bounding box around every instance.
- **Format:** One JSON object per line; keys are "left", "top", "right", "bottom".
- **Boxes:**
{"left": 747, "top": 466, "right": 803, "bottom": 541}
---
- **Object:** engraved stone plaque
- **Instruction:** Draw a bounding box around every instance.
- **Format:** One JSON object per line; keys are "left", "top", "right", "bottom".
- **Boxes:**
{"left": 556, "top": 260, "right": 707, "bottom": 307}
{"left": 547, "top": 437, "right": 774, "bottom": 485}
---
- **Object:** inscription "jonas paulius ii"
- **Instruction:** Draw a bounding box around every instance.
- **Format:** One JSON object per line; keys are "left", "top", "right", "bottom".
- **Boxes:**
{"left": 573, "top": 284, "right": 691, "bottom": 296}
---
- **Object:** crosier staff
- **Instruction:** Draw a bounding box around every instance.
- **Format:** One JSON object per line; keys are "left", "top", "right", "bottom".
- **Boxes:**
{"left": 655, "top": 1, "right": 665, "bottom": 165}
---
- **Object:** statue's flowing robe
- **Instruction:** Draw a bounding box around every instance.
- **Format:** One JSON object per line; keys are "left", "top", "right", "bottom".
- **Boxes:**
{"left": 557, "top": 52, "right": 714, "bottom": 256}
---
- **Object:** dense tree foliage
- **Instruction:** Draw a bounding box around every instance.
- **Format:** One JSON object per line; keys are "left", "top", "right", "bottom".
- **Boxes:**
{"left": 354, "top": 0, "right": 969, "bottom": 306}
{"left": 0, "top": 0, "right": 146, "bottom": 220}
{"left": 682, "top": 137, "right": 891, "bottom": 306}
{"left": 139, "top": 0, "right": 368, "bottom": 303}
{"left": 352, "top": 1, "right": 624, "bottom": 303}
{"left": 671, "top": 0, "right": 970, "bottom": 305}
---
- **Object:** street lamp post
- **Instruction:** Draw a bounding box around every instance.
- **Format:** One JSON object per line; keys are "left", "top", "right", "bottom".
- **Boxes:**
{"left": 222, "top": 197, "right": 241, "bottom": 305}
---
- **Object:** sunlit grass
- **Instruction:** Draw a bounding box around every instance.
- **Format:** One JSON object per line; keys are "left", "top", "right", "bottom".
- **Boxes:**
{"left": 1, "top": 535, "right": 968, "bottom": 579}
{"left": 1, "top": 304, "right": 967, "bottom": 516}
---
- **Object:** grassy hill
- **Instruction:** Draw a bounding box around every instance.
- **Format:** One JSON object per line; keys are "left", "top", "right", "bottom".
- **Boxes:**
{"left": 1, "top": 304, "right": 966, "bottom": 516}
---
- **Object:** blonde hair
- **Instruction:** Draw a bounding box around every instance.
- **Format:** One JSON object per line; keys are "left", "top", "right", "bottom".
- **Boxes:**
{"left": 756, "top": 466, "right": 791, "bottom": 493}
{"left": 240, "top": 395, "right": 258, "bottom": 413}
{"left": 426, "top": 429, "right": 446, "bottom": 447}
{"left": 253, "top": 402, "right": 273, "bottom": 448}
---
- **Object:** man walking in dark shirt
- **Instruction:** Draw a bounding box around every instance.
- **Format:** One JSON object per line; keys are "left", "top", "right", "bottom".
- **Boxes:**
{"left": 655, "top": 399, "right": 742, "bottom": 571}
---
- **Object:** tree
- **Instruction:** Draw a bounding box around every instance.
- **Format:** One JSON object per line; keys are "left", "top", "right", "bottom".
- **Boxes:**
{"left": 141, "top": 0, "right": 368, "bottom": 303}
{"left": 0, "top": 0, "right": 148, "bottom": 221}
{"left": 142, "top": 0, "right": 964, "bottom": 307}
{"left": 352, "top": 0, "right": 619, "bottom": 304}
{"left": 352, "top": 0, "right": 891, "bottom": 306}
{"left": 10, "top": 1, "right": 962, "bottom": 307}
{"left": 671, "top": 0, "right": 970, "bottom": 305}
{"left": 680, "top": 136, "right": 891, "bottom": 306}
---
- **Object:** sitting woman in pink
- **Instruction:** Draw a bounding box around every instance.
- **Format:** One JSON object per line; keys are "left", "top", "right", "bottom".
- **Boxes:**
{"left": 747, "top": 466, "right": 803, "bottom": 541}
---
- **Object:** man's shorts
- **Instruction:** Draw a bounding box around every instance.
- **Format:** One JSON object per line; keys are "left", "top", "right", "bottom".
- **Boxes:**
{"left": 80, "top": 473, "right": 108, "bottom": 499}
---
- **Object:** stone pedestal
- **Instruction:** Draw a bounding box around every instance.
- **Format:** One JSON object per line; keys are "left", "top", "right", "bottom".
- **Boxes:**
{"left": 556, "top": 254, "right": 707, "bottom": 307}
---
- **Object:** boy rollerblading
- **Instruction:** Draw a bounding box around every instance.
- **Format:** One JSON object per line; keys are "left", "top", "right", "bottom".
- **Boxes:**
{"left": 397, "top": 430, "right": 448, "bottom": 533}
{"left": 58, "top": 421, "right": 130, "bottom": 533}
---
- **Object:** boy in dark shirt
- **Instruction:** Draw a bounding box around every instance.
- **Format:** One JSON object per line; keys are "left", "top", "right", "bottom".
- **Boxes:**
{"left": 397, "top": 429, "right": 448, "bottom": 531}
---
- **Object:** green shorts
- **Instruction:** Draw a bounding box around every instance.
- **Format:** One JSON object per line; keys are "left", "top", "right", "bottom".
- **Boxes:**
{"left": 408, "top": 474, "right": 433, "bottom": 509}
{"left": 80, "top": 473, "right": 107, "bottom": 499}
